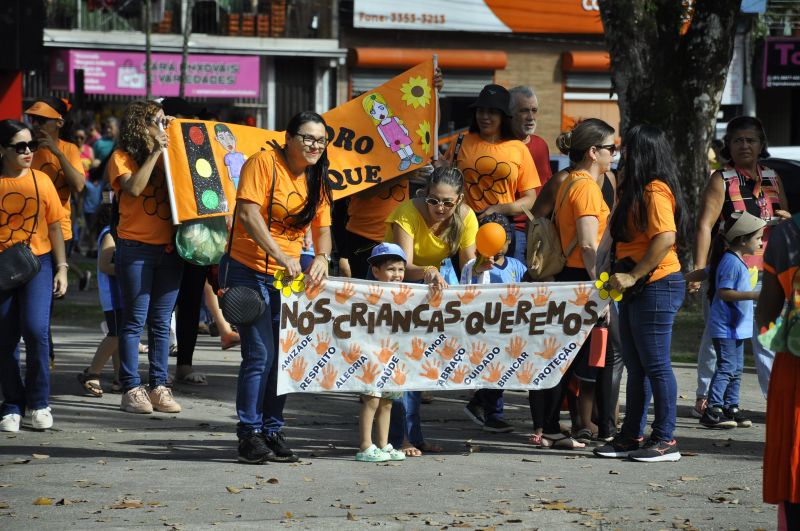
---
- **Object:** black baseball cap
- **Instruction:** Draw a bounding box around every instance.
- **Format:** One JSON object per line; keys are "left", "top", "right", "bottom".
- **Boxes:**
{"left": 468, "top": 84, "right": 511, "bottom": 117}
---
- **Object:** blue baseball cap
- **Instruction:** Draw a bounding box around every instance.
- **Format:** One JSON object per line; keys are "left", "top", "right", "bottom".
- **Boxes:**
{"left": 367, "top": 242, "right": 407, "bottom": 265}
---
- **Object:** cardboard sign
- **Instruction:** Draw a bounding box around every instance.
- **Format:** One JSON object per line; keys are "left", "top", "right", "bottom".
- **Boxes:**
{"left": 164, "top": 58, "right": 438, "bottom": 223}
{"left": 276, "top": 278, "right": 611, "bottom": 395}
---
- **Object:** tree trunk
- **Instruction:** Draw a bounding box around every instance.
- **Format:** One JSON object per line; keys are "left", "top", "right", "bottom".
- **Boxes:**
{"left": 598, "top": 0, "right": 740, "bottom": 266}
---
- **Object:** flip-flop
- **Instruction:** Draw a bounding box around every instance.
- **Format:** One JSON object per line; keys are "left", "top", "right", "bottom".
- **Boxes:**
{"left": 77, "top": 370, "right": 103, "bottom": 397}
{"left": 221, "top": 333, "right": 241, "bottom": 351}
{"left": 573, "top": 428, "right": 595, "bottom": 444}
{"left": 400, "top": 444, "right": 422, "bottom": 457}
{"left": 175, "top": 371, "right": 207, "bottom": 385}
{"left": 542, "top": 433, "right": 586, "bottom": 449}
{"left": 414, "top": 441, "right": 444, "bottom": 453}
{"left": 527, "top": 433, "right": 552, "bottom": 448}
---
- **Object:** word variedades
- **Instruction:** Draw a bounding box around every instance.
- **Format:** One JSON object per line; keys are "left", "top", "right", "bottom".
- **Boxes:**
{"left": 281, "top": 297, "right": 601, "bottom": 340}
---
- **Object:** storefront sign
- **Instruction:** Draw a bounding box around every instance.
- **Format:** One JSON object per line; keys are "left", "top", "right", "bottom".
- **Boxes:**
{"left": 50, "top": 50, "right": 260, "bottom": 98}
{"left": 276, "top": 278, "right": 608, "bottom": 394}
{"left": 353, "top": 0, "right": 603, "bottom": 34}
{"left": 762, "top": 38, "right": 800, "bottom": 88}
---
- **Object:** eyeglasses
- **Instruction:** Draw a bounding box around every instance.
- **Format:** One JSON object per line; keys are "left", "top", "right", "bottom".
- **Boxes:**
{"left": 595, "top": 144, "right": 617, "bottom": 155}
{"left": 5, "top": 141, "right": 39, "bottom": 154}
{"left": 295, "top": 134, "right": 327, "bottom": 148}
{"left": 29, "top": 115, "right": 54, "bottom": 125}
{"left": 425, "top": 197, "right": 458, "bottom": 208}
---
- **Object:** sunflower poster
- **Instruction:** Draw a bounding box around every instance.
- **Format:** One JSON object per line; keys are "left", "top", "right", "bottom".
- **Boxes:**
{"left": 163, "top": 58, "right": 438, "bottom": 224}
{"left": 275, "top": 278, "right": 614, "bottom": 395}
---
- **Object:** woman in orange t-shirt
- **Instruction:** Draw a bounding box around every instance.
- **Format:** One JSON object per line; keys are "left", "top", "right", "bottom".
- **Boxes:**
{"left": 528, "top": 118, "right": 614, "bottom": 450}
{"left": 595, "top": 124, "right": 689, "bottom": 463}
{"left": 220, "top": 111, "right": 333, "bottom": 464}
{"left": 107, "top": 101, "right": 183, "bottom": 416}
{"left": 0, "top": 120, "right": 67, "bottom": 433}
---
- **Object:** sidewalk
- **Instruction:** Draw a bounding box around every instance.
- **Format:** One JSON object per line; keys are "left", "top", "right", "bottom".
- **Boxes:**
{"left": 0, "top": 320, "right": 773, "bottom": 530}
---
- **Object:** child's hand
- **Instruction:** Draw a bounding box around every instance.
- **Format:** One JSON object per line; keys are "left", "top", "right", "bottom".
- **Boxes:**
{"left": 473, "top": 256, "right": 495, "bottom": 274}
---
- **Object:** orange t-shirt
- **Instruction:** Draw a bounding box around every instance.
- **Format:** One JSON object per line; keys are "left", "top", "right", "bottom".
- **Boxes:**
{"left": 346, "top": 178, "right": 409, "bottom": 242}
{"left": 555, "top": 171, "right": 609, "bottom": 269}
{"left": 0, "top": 169, "right": 67, "bottom": 256}
{"left": 230, "top": 148, "right": 332, "bottom": 275}
{"left": 107, "top": 150, "right": 174, "bottom": 245}
{"left": 447, "top": 133, "right": 540, "bottom": 213}
{"left": 31, "top": 139, "right": 83, "bottom": 241}
{"left": 616, "top": 180, "right": 680, "bottom": 283}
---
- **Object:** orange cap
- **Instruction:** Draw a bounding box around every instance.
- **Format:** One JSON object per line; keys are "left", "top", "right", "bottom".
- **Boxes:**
{"left": 24, "top": 101, "right": 63, "bottom": 120}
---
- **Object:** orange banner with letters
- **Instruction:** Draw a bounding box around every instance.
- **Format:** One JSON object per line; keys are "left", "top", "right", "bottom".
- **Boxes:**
{"left": 164, "top": 58, "right": 438, "bottom": 223}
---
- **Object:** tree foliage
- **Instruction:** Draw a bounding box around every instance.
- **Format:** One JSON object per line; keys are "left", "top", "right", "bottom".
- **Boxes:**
{"left": 598, "top": 0, "right": 740, "bottom": 262}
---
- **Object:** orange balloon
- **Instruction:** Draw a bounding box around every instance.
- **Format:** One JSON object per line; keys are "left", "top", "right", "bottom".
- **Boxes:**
{"left": 475, "top": 222, "right": 506, "bottom": 257}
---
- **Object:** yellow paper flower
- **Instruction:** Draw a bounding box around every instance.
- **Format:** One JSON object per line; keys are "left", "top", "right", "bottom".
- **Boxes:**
{"left": 416, "top": 120, "right": 432, "bottom": 155}
{"left": 273, "top": 270, "right": 305, "bottom": 297}
{"left": 594, "top": 272, "right": 623, "bottom": 302}
{"left": 400, "top": 76, "right": 432, "bottom": 109}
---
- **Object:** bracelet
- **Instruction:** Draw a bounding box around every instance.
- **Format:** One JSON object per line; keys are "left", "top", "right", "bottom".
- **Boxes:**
{"left": 56, "top": 263, "right": 69, "bottom": 270}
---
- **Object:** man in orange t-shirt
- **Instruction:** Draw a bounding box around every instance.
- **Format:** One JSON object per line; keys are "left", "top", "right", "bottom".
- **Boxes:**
{"left": 27, "top": 98, "right": 92, "bottom": 290}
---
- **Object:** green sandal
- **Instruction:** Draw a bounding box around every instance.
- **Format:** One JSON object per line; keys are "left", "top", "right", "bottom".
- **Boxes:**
{"left": 380, "top": 444, "right": 407, "bottom": 461}
{"left": 355, "top": 444, "right": 390, "bottom": 462}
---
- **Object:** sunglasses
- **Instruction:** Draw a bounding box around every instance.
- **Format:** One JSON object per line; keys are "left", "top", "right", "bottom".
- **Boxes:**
{"left": 595, "top": 144, "right": 617, "bottom": 155}
{"left": 5, "top": 141, "right": 40, "bottom": 154}
{"left": 30, "top": 115, "right": 56, "bottom": 125}
{"left": 425, "top": 197, "right": 458, "bottom": 208}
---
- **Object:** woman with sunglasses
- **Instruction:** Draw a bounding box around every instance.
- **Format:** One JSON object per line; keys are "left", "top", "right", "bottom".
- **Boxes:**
{"left": 220, "top": 111, "right": 333, "bottom": 464}
{"left": 527, "top": 118, "right": 615, "bottom": 449}
{"left": 0, "top": 120, "right": 67, "bottom": 432}
{"left": 108, "top": 100, "right": 183, "bottom": 416}
{"left": 595, "top": 124, "right": 689, "bottom": 463}
{"left": 383, "top": 166, "right": 477, "bottom": 455}
{"left": 443, "top": 84, "right": 540, "bottom": 263}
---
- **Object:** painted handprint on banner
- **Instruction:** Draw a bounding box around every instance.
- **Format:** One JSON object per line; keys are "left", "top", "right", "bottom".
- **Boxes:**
{"left": 319, "top": 365, "right": 338, "bottom": 390}
{"left": 427, "top": 287, "right": 442, "bottom": 308}
{"left": 287, "top": 357, "right": 307, "bottom": 382}
{"left": 481, "top": 362, "right": 506, "bottom": 383}
{"left": 305, "top": 278, "right": 326, "bottom": 300}
{"left": 420, "top": 359, "right": 442, "bottom": 380}
{"left": 516, "top": 363, "right": 535, "bottom": 384}
{"left": 405, "top": 338, "right": 425, "bottom": 361}
{"left": 335, "top": 282, "right": 356, "bottom": 303}
{"left": 315, "top": 333, "right": 331, "bottom": 355}
{"left": 439, "top": 338, "right": 459, "bottom": 360}
{"left": 342, "top": 344, "right": 362, "bottom": 364}
{"left": 392, "top": 363, "right": 407, "bottom": 386}
{"left": 375, "top": 338, "right": 399, "bottom": 363}
{"left": 281, "top": 330, "right": 299, "bottom": 353}
{"left": 570, "top": 285, "right": 591, "bottom": 306}
{"left": 391, "top": 285, "right": 413, "bottom": 304}
{"left": 457, "top": 285, "right": 480, "bottom": 304}
{"left": 535, "top": 337, "right": 559, "bottom": 360}
{"left": 500, "top": 285, "right": 521, "bottom": 307}
{"left": 364, "top": 285, "right": 384, "bottom": 305}
{"left": 451, "top": 365, "right": 469, "bottom": 384}
{"left": 357, "top": 361, "right": 381, "bottom": 384}
{"left": 505, "top": 337, "right": 527, "bottom": 359}
{"left": 469, "top": 341, "right": 488, "bottom": 365}
{"left": 532, "top": 287, "right": 551, "bottom": 307}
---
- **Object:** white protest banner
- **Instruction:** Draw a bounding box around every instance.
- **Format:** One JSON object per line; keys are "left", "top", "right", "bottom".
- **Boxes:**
{"left": 276, "top": 278, "right": 611, "bottom": 395}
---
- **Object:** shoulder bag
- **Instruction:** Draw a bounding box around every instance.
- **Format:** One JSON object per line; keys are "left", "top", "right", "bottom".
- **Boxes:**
{"left": 0, "top": 171, "right": 42, "bottom": 291}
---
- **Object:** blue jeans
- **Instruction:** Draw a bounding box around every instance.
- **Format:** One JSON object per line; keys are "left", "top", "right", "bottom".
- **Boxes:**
{"left": 389, "top": 391, "right": 424, "bottom": 447}
{"left": 619, "top": 272, "right": 685, "bottom": 441}
{"left": 696, "top": 275, "right": 774, "bottom": 399}
{"left": 116, "top": 239, "right": 183, "bottom": 391}
{"left": 512, "top": 228, "right": 527, "bottom": 264}
{"left": 0, "top": 254, "right": 53, "bottom": 415}
{"left": 220, "top": 255, "right": 286, "bottom": 438}
{"left": 708, "top": 338, "right": 744, "bottom": 409}
{"left": 472, "top": 389, "right": 505, "bottom": 420}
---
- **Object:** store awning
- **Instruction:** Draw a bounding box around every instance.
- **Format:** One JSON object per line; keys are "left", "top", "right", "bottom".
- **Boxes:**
{"left": 348, "top": 48, "right": 507, "bottom": 70}
{"left": 562, "top": 51, "right": 610, "bottom": 72}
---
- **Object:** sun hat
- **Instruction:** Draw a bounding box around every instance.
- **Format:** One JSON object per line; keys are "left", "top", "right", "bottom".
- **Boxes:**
{"left": 468, "top": 84, "right": 512, "bottom": 117}
{"left": 724, "top": 211, "right": 767, "bottom": 243}
{"left": 24, "top": 101, "right": 63, "bottom": 120}
{"left": 367, "top": 242, "right": 408, "bottom": 265}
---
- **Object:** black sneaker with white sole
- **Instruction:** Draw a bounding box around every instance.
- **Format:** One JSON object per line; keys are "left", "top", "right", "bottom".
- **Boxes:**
{"left": 593, "top": 434, "right": 641, "bottom": 458}
{"left": 700, "top": 406, "right": 737, "bottom": 429}
{"left": 463, "top": 402, "right": 485, "bottom": 426}
{"left": 628, "top": 438, "right": 681, "bottom": 462}
{"left": 238, "top": 432, "right": 275, "bottom": 464}
{"left": 723, "top": 406, "right": 752, "bottom": 428}
{"left": 483, "top": 417, "right": 514, "bottom": 433}
{"left": 264, "top": 431, "right": 299, "bottom": 462}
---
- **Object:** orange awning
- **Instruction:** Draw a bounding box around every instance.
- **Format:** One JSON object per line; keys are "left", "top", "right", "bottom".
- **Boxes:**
{"left": 562, "top": 51, "right": 610, "bottom": 72}
{"left": 349, "top": 48, "right": 507, "bottom": 70}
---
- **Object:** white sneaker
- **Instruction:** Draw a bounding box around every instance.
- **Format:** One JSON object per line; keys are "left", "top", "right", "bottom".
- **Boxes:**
{"left": 0, "top": 413, "right": 21, "bottom": 432}
{"left": 29, "top": 408, "right": 53, "bottom": 430}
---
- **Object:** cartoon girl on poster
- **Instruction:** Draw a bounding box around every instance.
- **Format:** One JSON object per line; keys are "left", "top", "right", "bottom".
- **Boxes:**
{"left": 362, "top": 93, "right": 422, "bottom": 171}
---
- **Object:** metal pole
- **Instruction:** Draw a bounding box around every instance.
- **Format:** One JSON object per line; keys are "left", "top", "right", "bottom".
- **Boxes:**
{"left": 145, "top": 0, "right": 152, "bottom": 99}
{"left": 179, "top": 0, "right": 193, "bottom": 98}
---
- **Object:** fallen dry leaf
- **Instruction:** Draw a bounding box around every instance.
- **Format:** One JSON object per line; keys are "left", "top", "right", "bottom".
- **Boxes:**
{"left": 346, "top": 511, "right": 358, "bottom": 521}
{"left": 284, "top": 511, "right": 293, "bottom": 518}
{"left": 264, "top": 499, "right": 282, "bottom": 504}
{"left": 32, "top": 497, "right": 53, "bottom": 506}
{"left": 679, "top": 476, "right": 700, "bottom": 481}
{"left": 110, "top": 499, "right": 144, "bottom": 509}
{"left": 0, "top": 501, "right": 10, "bottom": 509}
{"left": 31, "top": 454, "right": 49, "bottom": 460}
{"left": 225, "top": 486, "right": 241, "bottom": 494}
{"left": 267, "top": 478, "right": 279, "bottom": 485}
